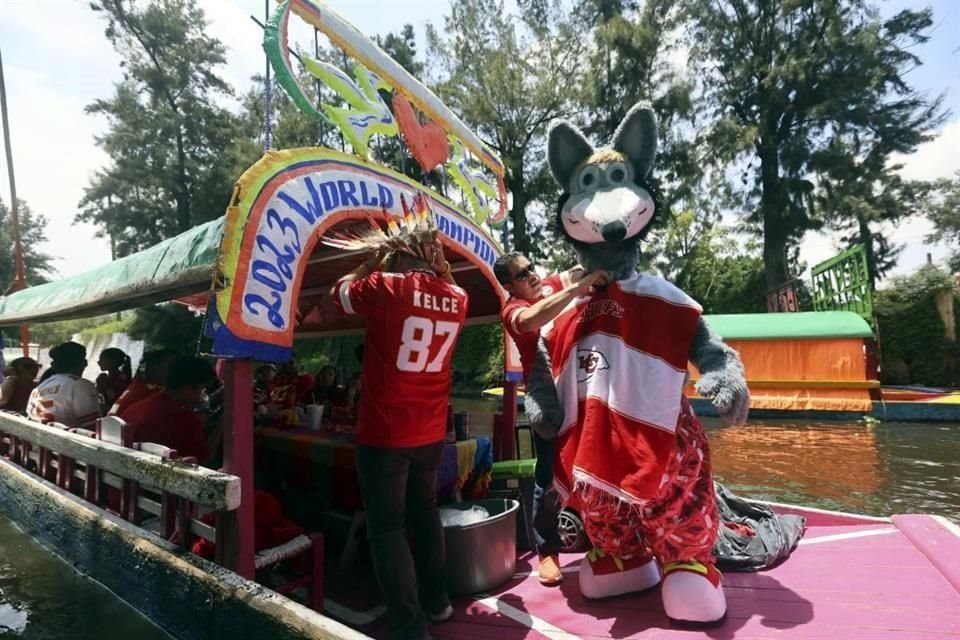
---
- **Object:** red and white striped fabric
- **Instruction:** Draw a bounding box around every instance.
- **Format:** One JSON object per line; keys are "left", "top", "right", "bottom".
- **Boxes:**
{"left": 543, "top": 273, "right": 702, "bottom": 505}
{"left": 26, "top": 373, "right": 101, "bottom": 429}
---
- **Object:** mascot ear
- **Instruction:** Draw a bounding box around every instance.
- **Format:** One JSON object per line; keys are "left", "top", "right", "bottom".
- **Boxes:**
{"left": 612, "top": 103, "right": 657, "bottom": 180}
{"left": 548, "top": 120, "right": 594, "bottom": 190}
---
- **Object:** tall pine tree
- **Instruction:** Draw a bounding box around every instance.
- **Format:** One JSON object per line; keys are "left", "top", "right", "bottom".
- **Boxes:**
{"left": 77, "top": 0, "right": 241, "bottom": 257}
{"left": 426, "top": 0, "right": 585, "bottom": 255}
{"left": 685, "top": 0, "right": 944, "bottom": 289}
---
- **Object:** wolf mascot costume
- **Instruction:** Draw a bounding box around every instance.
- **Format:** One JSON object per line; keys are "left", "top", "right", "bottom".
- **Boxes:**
{"left": 525, "top": 103, "right": 750, "bottom": 624}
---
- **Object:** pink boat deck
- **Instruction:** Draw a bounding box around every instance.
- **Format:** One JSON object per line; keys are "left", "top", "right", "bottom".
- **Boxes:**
{"left": 326, "top": 505, "right": 960, "bottom": 639}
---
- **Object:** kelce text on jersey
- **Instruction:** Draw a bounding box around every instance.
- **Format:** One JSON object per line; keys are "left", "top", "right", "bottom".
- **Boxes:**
{"left": 412, "top": 290, "right": 460, "bottom": 314}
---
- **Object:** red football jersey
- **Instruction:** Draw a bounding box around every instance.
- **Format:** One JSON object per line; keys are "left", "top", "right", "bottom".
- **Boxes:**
{"left": 500, "top": 274, "right": 564, "bottom": 382}
{"left": 334, "top": 270, "right": 468, "bottom": 448}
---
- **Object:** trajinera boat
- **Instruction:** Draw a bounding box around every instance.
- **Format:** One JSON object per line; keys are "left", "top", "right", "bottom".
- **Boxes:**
{"left": 0, "top": 2, "right": 957, "bottom": 638}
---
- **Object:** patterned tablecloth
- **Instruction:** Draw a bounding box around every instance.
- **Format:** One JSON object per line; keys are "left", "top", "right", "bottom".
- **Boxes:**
{"left": 254, "top": 427, "right": 493, "bottom": 512}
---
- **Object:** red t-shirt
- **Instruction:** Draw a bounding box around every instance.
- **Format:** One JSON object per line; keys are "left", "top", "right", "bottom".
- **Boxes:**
{"left": 266, "top": 373, "right": 316, "bottom": 407}
{"left": 119, "top": 391, "right": 209, "bottom": 462}
{"left": 109, "top": 378, "right": 162, "bottom": 416}
{"left": 333, "top": 270, "right": 468, "bottom": 448}
{"left": 500, "top": 274, "right": 564, "bottom": 381}
{"left": 96, "top": 371, "right": 130, "bottom": 413}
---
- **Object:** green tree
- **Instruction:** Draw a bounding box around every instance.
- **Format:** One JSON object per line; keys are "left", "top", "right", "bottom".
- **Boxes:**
{"left": 684, "top": 0, "right": 945, "bottom": 289}
{"left": 644, "top": 210, "right": 767, "bottom": 313}
{"left": 874, "top": 264, "right": 958, "bottom": 386}
{"left": 77, "top": 0, "right": 242, "bottom": 257}
{"left": 576, "top": 0, "right": 700, "bottom": 214}
{"left": 426, "top": 0, "right": 585, "bottom": 255}
{"left": 0, "top": 198, "right": 54, "bottom": 289}
{"left": 128, "top": 304, "right": 204, "bottom": 353}
{"left": 927, "top": 171, "right": 960, "bottom": 273}
{"left": 377, "top": 25, "right": 424, "bottom": 77}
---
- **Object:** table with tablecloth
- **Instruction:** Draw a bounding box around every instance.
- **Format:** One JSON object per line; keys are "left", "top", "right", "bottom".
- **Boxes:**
{"left": 254, "top": 427, "right": 493, "bottom": 513}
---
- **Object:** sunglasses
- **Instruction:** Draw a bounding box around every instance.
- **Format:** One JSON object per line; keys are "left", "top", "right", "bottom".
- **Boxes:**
{"left": 513, "top": 264, "right": 537, "bottom": 282}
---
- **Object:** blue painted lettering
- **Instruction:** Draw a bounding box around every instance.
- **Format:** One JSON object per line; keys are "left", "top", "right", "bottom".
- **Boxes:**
{"left": 462, "top": 228, "right": 476, "bottom": 253}
{"left": 358, "top": 181, "right": 379, "bottom": 207}
{"left": 377, "top": 184, "right": 394, "bottom": 210}
{"left": 244, "top": 292, "right": 285, "bottom": 329}
{"left": 337, "top": 180, "right": 361, "bottom": 207}
{"left": 276, "top": 176, "right": 323, "bottom": 225}
{"left": 252, "top": 260, "right": 287, "bottom": 292}
{"left": 256, "top": 235, "right": 295, "bottom": 279}
{"left": 266, "top": 209, "right": 302, "bottom": 253}
{"left": 319, "top": 181, "right": 340, "bottom": 210}
{"left": 449, "top": 220, "right": 463, "bottom": 243}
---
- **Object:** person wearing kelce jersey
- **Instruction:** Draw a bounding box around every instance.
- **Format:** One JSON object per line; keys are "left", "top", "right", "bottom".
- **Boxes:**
{"left": 325, "top": 228, "right": 467, "bottom": 640}
{"left": 495, "top": 253, "right": 609, "bottom": 586}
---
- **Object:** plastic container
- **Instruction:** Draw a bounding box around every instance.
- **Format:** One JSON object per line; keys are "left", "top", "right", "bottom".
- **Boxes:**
{"left": 442, "top": 498, "right": 519, "bottom": 595}
{"left": 454, "top": 411, "right": 470, "bottom": 441}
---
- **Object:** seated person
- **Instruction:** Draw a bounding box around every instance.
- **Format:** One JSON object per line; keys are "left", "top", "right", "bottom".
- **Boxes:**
{"left": 109, "top": 348, "right": 178, "bottom": 415}
{"left": 312, "top": 364, "right": 345, "bottom": 405}
{"left": 27, "top": 342, "right": 100, "bottom": 428}
{"left": 189, "top": 490, "right": 304, "bottom": 560}
{"left": 119, "top": 355, "right": 215, "bottom": 463}
{"left": 254, "top": 364, "right": 276, "bottom": 402}
{"left": 0, "top": 357, "right": 40, "bottom": 414}
{"left": 266, "top": 356, "right": 316, "bottom": 424}
{"left": 96, "top": 347, "right": 132, "bottom": 415}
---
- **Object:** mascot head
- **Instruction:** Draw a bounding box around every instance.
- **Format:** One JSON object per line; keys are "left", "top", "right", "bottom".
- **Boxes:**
{"left": 548, "top": 103, "right": 657, "bottom": 277}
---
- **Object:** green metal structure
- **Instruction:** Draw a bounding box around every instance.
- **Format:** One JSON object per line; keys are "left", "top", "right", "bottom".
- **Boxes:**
{"left": 810, "top": 244, "right": 874, "bottom": 324}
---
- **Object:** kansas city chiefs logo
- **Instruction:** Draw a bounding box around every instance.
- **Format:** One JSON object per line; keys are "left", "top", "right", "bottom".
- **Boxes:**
{"left": 576, "top": 349, "right": 609, "bottom": 382}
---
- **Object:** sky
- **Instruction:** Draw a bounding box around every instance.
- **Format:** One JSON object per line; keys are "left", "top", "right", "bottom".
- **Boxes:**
{"left": 0, "top": 0, "right": 957, "bottom": 284}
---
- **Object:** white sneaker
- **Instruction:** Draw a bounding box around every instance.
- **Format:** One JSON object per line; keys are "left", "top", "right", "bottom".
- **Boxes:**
{"left": 427, "top": 604, "right": 453, "bottom": 623}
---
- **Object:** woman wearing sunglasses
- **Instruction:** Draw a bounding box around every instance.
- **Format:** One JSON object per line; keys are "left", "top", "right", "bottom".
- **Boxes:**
{"left": 494, "top": 252, "right": 609, "bottom": 586}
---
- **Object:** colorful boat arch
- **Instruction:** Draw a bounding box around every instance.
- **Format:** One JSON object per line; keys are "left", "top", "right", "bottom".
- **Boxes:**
{"left": 206, "top": 148, "right": 506, "bottom": 361}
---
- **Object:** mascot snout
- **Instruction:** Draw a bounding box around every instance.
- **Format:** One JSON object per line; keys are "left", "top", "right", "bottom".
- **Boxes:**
{"left": 601, "top": 221, "right": 627, "bottom": 243}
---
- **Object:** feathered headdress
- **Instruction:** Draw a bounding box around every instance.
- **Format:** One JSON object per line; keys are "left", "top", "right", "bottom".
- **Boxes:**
{"left": 320, "top": 192, "right": 438, "bottom": 257}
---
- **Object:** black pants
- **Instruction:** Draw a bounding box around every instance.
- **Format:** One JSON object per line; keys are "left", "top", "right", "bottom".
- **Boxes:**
{"left": 532, "top": 432, "right": 562, "bottom": 556}
{"left": 355, "top": 442, "right": 448, "bottom": 640}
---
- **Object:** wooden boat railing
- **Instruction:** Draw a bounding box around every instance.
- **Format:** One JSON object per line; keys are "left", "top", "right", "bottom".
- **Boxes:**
{"left": 0, "top": 410, "right": 247, "bottom": 570}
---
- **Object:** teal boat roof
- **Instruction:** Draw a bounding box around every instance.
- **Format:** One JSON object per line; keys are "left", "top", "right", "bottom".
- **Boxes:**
{"left": 704, "top": 311, "right": 874, "bottom": 340}
{"left": 0, "top": 218, "right": 223, "bottom": 325}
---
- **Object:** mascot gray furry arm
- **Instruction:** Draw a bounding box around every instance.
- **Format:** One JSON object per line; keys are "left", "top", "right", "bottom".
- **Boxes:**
{"left": 528, "top": 103, "right": 749, "bottom": 436}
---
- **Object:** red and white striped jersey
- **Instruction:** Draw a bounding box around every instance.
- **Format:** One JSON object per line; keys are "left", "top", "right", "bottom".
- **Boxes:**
{"left": 27, "top": 373, "right": 101, "bottom": 429}
{"left": 542, "top": 273, "right": 702, "bottom": 504}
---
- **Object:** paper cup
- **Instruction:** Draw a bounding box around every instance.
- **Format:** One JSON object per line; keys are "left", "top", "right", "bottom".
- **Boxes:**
{"left": 306, "top": 404, "right": 325, "bottom": 430}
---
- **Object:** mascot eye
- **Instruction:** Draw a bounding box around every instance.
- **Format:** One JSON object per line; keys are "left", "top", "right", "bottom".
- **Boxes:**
{"left": 606, "top": 162, "right": 628, "bottom": 185}
{"left": 577, "top": 166, "right": 601, "bottom": 191}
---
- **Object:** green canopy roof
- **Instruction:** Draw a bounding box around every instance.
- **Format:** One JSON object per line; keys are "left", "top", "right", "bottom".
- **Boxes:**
{"left": 705, "top": 311, "right": 874, "bottom": 340}
{"left": 0, "top": 218, "right": 223, "bottom": 326}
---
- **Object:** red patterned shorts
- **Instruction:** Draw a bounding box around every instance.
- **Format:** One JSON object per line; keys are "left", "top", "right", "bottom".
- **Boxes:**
{"left": 579, "top": 397, "right": 718, "bottom": 564}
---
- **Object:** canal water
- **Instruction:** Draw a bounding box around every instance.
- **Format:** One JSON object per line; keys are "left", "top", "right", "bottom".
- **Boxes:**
{"left": 451, "top": 395, "right": 960, "bottom": 524}
{"left": 0, "top": 517, "right": 171, "bottom": 639}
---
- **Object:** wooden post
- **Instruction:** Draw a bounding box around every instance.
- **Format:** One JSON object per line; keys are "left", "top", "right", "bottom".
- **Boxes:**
{"left": 221, "top": 359, "right": 255, "bottom": 579}
{"left": 0, "top": 46, "right": 30, "bottom": 355}
{"left": 501, "top": 380, "right": 518, "bottom": 461}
